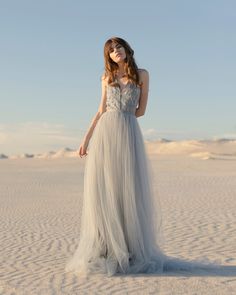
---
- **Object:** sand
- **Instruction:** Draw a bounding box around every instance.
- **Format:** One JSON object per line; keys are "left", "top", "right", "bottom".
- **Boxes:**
{"left": 0, "top": 140, "right": 236, "bottom": 294}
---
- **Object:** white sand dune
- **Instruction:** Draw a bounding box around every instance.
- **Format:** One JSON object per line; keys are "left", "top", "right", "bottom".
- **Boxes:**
{"left": 0, "top": 153, "right": 236, "bottom": 294}
{"left": 145, "top": 139, "right": 204, "bottom": 155}
{"left": 50, "top": 147, "right": 78, "bottom": 159}
{"left": 34, "top": 151, "right": 57, "bottom": 159}
{"left": 145, "top": 139, "right": 236, "bottom": 160}
{"left": 8, "top": 148, "right": 77, "bottom": 160}
{"left": 2, "top": 139, "right": 236, "bottom": 161}
{"left": 10, "top": 153, "right": 34, "bottom": 159}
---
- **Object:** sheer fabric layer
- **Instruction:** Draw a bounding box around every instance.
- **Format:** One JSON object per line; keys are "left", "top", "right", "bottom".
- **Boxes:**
{"left": 65, "top": 110, "right": 165, "bottom": 276}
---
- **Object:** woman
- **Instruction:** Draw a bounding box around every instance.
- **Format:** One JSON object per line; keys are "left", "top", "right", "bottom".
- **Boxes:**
{"left": 65, "top": 36, "right": 220, "bottom": 277}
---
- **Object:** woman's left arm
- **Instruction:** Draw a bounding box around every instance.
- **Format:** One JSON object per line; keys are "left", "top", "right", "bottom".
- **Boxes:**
{"left": 135, "top": 69, "right": 149, "bottom": 118}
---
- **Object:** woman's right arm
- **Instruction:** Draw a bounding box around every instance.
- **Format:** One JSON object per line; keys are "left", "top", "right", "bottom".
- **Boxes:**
{"left": 78, "top": 75, "right": 107, "bottom": 157}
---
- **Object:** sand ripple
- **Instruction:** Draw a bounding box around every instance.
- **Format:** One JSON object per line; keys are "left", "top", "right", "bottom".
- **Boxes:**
{"left": 0, "top": 157, "right": 235, "bottom": 294}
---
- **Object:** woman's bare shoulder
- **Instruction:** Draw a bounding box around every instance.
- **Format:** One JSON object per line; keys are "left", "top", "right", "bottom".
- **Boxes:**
{"left": 138, "top": 69, "right": 149, "bottom": 87}
{"left": 101, "top": 73, "right": 109, "bottom": 82}
{"left": 138, "top": 68, "right": 149, "bottom": 76}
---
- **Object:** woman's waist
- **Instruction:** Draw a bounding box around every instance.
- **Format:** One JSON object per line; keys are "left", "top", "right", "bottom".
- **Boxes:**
{"left": 105, "top": 108, "right": 136, "bottom": 116}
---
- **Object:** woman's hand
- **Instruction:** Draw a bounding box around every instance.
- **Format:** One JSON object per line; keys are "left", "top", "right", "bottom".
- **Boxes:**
{"left": 78, "top": 140, "right": 89, "bottom": 158}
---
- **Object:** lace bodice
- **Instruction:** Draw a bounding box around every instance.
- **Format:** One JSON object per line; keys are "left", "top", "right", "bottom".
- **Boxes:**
{"left": 106, "top": 80, "right": 141, "bottom": 115}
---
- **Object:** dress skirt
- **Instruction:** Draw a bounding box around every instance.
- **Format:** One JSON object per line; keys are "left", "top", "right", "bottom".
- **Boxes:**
{"left": 65, "top": 110, "right": 222, "bottom": 277}
{"left": 65, "top": 110, "right": 165, "bottom": 276}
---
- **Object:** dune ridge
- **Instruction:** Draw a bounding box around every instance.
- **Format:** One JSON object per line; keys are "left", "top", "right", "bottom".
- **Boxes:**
{"left": 2, "top": 139, "right": 236, "bottom": 160}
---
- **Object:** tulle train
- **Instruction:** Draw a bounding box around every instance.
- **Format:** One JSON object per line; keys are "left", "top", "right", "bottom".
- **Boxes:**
{"left": 65, "top": 110, "right": 225, "bottom": 277}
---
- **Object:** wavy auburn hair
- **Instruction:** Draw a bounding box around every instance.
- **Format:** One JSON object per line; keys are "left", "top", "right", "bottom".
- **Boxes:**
{"left": 103, "top": 37, "right": 142, "bottom": 87}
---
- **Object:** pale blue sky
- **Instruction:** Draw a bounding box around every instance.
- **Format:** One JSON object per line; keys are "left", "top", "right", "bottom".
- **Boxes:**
{"left": 0, "top": 0, "right": 235, "bottom": 154}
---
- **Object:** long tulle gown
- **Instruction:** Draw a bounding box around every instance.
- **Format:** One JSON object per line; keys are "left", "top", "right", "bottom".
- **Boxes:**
{"left": 65, "top": 79, "right": 223, "bottom": 277}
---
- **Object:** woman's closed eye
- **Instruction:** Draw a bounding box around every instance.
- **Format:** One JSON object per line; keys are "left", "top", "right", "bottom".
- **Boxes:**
{"left": 109, "top": 45, "right": 122, "bottom": 53}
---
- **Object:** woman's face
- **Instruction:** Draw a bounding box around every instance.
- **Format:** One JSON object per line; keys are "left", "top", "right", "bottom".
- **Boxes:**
{"left": 109, "top": 43, "right": 126, "bottom": 63}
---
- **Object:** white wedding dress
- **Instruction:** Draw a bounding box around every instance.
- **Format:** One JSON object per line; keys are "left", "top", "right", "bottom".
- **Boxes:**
{"left": 65, "top": 79, "right": 222, "bottom": 277}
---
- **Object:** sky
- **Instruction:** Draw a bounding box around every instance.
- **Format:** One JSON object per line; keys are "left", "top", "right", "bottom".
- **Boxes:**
{"left": 0, "top": 0, "right": 236, "bottom": 155}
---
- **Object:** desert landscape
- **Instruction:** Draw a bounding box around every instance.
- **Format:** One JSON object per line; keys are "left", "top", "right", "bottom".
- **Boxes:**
{"left": 0, "top": 139, "right": 236, "bottom": 294}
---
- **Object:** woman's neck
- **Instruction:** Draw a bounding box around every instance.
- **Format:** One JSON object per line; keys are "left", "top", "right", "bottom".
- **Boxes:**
{"left": 116, "top": 66, "right": 125, "bottom": 78}
{"left": 116, "top": 62, "right": 126, "bottom": 78}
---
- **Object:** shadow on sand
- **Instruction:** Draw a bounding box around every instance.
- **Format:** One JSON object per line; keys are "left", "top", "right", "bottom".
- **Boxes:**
{"left": 115, "top": 256, "right": 236, "bottom": 277}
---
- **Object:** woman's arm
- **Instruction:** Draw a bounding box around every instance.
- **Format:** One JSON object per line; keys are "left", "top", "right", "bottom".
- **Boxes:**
{"left": 135, "top": 69, "right": 149, "bottom": 118}
{"left": 82, "top": 75, "right": 107, "bottom": 144}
